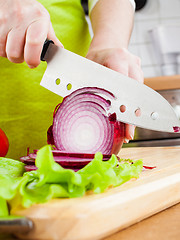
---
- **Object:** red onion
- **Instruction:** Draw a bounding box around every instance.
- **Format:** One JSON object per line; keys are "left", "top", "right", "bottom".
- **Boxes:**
{"left": 21, "top": 87, "right": 125, "bottom": 172}
{"left": 143, "top": 165, "right": 156, "bottom": 170}
{"left": 173, "top": 126, "right": 180, "bottom": 133}
{"left": 24, "top": 165, "right": 80, "bottom": 172}
{"left": 25, "top": 165, "right": 38, "bottom": 172}
{"left": 48, "top": 87, "right": 124, "bottom": 155}
{"left": 20, "top": 151, "right": 116, "bottom": 171}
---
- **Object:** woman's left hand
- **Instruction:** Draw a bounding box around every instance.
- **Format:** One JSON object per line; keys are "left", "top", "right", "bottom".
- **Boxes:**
{"left": 86, "top": 47, "right": 144, "bottom": 143}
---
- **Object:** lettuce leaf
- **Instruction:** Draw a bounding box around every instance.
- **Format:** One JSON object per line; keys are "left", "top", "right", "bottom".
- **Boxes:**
{"left": 0, "top": 157, "right": 25, "bottom": 177}
{"left": 0, "top": 197, "right": 9, "bottom": 217}
{"left": 0, "top": 145, "right": 143, "bottom": 216}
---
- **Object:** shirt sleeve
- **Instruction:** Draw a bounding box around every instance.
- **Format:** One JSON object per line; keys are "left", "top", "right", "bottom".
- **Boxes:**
{"left": 88, "top": 0, "right": 136, "bottom": 14}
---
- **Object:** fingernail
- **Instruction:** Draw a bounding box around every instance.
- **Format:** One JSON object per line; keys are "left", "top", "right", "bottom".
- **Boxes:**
{"left": 124, "top": 138, "right": 129, "bottom": 143}
{"left": 28, "top": 65, "right": 35, "bottom": 69}
{"left": 130, "top": 135, "right": 134, "bottom": 140}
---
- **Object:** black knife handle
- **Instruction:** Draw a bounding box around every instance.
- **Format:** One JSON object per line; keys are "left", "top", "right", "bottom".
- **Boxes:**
{"left": 0, "top": 217, "right": 33, "bottom": 234}
{"left": 40, "top": 40, "right": 54, "bottom": 61}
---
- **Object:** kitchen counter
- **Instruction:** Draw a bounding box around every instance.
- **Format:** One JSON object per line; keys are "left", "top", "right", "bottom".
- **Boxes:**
{"left": 129, "top": 75, "right": 180, "bottom": 147}
{"left": 104, "top": 202, "right": 180, "bottom": 240}
{"left": 144, "top": 75, "right": 180, "bottom": 90}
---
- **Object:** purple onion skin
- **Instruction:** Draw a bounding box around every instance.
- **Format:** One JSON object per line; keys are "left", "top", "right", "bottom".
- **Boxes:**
{"left": 25, "top": 165, "right": 37, "bottom": 171}
{"left": 47, "top": 125, "right": 54, "bottom": 145}
{"left": 20, "top": 152, "right": 114, "bottom": 169}
{"left": 110, "top": 121, "right": 125, "bottom": 155}
{"left": 25, "top": 165, "right": 79, "bottom": 172}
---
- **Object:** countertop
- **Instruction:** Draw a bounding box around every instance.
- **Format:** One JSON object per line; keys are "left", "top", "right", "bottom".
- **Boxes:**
{"left": 104, "top": 202, "right": 180, "bottom": 240}
{"left": 144, "top": 74, "right": 180, "bottom": 90}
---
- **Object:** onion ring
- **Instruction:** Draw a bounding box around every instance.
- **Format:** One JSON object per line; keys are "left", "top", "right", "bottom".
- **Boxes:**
{"left": 48, "top": 87, "right": 124, "bottom": 155}
{"left": 21, "top": 87, "right": 125, "bottom": 172}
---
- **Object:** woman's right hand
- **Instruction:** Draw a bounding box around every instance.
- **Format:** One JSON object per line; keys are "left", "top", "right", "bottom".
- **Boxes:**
{"left": 0, "top": 0, "right": 62, "bottom": 68}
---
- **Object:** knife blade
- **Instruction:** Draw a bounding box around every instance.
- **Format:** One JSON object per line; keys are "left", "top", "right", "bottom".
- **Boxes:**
{"left": 40, "top": 42, "right": 180, "bottom": 133}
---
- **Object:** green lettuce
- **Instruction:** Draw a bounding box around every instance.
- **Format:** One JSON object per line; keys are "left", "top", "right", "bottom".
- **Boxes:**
{"left": 0, "top": 157, "right": 25, "bottom": 177}
{"left": 0, "top": 145, "right": 143, "bottom": 216}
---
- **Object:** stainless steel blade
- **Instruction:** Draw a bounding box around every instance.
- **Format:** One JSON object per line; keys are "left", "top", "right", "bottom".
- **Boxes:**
{"left": 40, "top": 43, "right": 180, "bottom": 133}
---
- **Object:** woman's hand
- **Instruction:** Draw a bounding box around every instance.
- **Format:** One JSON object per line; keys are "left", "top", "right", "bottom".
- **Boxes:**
{"left": 0, "top": 0, "right": 62, "bottom": 68}
{"left": 86, "top": 47, "right": 144, "bottom": 143}
{"left": 88, "top": 0, "right": 144, "bottom": 143}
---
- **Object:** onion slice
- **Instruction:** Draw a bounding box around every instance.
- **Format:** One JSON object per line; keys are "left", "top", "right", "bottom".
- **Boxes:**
{"left": 24, "top": 165, "right": 80, "bottom": 172}
{"left": 48, "top": 87, "right": 124, "bottom": 155}
{"left": 21, "top": 87, "right": 125, "bottom": 172}
{"left": 20, "top": 151, "right": 117, "bottom": 169}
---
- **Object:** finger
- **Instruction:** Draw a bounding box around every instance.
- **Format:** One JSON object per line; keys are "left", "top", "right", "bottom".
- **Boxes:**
{"left": 124, "top": 63, "right": 143, "bottom": 141}
{"left": 128, "top": 63, "right": 144, "bottom": 84}
{"left": 110, "top": 60, "right": 129, "bottom": 76}
{"left": 107, "top": 52, "right": 134, "bottom": 142}
{"left": 47, "top": 22, "right": 64, "bottom": 48}
{"left": 0, "top": 36, "right": 7, "bottom": 58}
{"left": 124, "top": 124, "right": 135, "bottom": 143}
{"left": 24, "top": 18, "right": 49, "bottom": 68}
{"left": 0, "top": 23, "right": 9, "bottom": 58}
{"left": 6, "top": 28, "right": 25, "bottom": 63}
{"left": 133, "top": 55, "right": 142, "bottom": 67}
{"left": 102, "top": 49, "right": 129, "bottom": 76}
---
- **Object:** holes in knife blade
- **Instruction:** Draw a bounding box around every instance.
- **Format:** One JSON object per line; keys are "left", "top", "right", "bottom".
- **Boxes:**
{"left": 151, "top": 112, "right": 159, "bottom": 120}
{"left": 120, "top": 105, "right": 126, "bottom": 113}
{"left": 135, "top": 108, "right": 141, "bottom": 117}
{"left": 55, "top": 78, "right": 60, "bottom": 85}
{"left": 67, "top": 83, "right": 72, "bottom": 90}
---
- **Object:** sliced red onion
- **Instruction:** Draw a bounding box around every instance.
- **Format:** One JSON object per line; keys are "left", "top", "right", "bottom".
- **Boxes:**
{"left": 20, "top": 156, "right": 35, "bottom": 165}
{"left": 30, "top": 150, "right": 114, "bottom": 159}
{"left": 173, "top": 126, "right": 180, "bottom": 133}
{"left": 21, "top": 87, "right": 125, "bottom": 172}
{"left": 24, "top": 165, "right": 79, "bottom": 172}
{"left": 143, "top": 165, "right": 156, "bottom": 170}
{"left": 25, "top": 165, "right": 37, "bottom": 172}
{"left": 20, "top": 151, "right": 115, "bottom": 170}
{"left": 49, "top": 87, "right": 124, "bottom": 155}
{"left": 62, "top": 87, "right": 115, "bottom": 103}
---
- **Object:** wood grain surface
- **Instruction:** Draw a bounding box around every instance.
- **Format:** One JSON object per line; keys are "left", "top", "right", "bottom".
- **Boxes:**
{"left": 104, "top": 202, "right": 180, "bottom": 240}
{"left": 12, "top": 147, "right": 180, "bottom": 240}
{"left": 144, "top": 75, "right": 180, "bottom": 90}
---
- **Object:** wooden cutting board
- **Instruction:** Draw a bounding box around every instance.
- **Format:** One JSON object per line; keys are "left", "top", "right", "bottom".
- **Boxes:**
{"left": 12, "top": 147, "right": 180, "bottom": 240}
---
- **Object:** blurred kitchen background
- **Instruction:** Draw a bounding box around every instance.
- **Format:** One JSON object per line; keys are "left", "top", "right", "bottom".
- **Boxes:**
{"left": 82, "top": 0, "right": 180, "bottom": 147}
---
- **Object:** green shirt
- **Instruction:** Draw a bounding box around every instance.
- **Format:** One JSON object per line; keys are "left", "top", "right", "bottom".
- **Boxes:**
{"left": 0, "top": 0, "right": 91, "bottom": 158}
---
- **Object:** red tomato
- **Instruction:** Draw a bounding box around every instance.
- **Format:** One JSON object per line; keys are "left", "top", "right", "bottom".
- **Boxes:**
{"left": 0, "top": 129, "right": 9, "bottom": 157}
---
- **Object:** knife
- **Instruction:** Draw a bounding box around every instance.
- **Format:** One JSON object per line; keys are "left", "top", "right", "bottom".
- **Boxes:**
{"left": 40, "top": 41, "right": 180, "bottom": 133}
{"left": 0, "top": 216, "right": 33, "bottom": 234}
